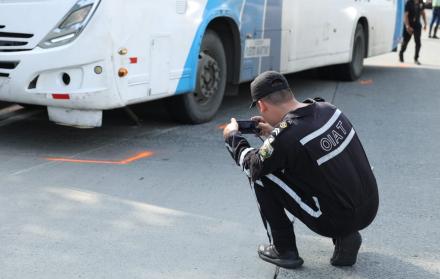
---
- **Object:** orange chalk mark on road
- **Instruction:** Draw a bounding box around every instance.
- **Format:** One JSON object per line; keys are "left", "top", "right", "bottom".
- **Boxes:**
{"left": 218, "top": 123, "right": 228, "bottom": 130}
{"left": 46, "top": 151, "right": 154, "bottom": 165}
{"left": 359, "top": 79, "right": 373, "bottom": 85}
{"left": 373, "top": 63, "right": 411, "bottom": 69}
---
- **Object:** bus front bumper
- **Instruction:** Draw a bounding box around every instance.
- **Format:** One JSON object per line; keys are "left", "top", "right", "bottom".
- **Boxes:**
{"left": 0, "top": 44, "right": 122, "bottom": 111}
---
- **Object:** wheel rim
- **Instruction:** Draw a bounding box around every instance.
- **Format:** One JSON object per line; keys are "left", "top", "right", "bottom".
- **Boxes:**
{"left": 194, "top": 52, "right": 221, "bottom": 106}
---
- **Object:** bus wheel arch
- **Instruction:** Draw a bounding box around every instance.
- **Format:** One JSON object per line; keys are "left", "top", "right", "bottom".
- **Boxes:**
{"left": 207, "top": 17, "right": 241, "bottom": 87}
{"left": 166, "top": 18, "right": 240, "bottom": 124}
{"left": 166, "top": 29, "right": 227, "bottom": 124}
{"left": 336, "top": 20, "right": 368, "bottom": 81}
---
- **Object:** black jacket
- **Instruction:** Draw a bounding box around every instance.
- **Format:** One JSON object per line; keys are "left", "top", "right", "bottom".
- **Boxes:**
{"left": 226, "top": 98, "right": 379, "bottom": 216}
{"left": 405, "top": 0, "right": 425, "bottom": 27}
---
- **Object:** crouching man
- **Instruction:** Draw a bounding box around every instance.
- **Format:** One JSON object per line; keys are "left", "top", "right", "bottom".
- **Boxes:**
{"left": 223, "top": 71, "right": 379, "bottom": 269}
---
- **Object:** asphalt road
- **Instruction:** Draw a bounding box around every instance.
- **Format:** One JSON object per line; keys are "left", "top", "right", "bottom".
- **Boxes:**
{"left": 0, "top": 36, "right": 439, "bottom": 279}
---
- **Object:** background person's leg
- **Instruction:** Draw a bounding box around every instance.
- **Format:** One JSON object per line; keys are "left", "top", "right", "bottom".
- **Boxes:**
{"left": 400, "top": 27, "right": 412, "bottom": 62}
{"left": 430, "top": 10, "right": 436, "bottom": 37}
{"left": 434, "top": 8, "right": 440, "bottom": 38}
{"left": 414, "top": 26, "right": 422, "bottom": 62}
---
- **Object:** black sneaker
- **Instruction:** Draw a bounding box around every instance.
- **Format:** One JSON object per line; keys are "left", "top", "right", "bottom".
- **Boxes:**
{"left": 433, "top": 35, "right": 439, "bottom": 39}
{"left": 258, "top": 244, "right": 304, "bottom": 269}
{"left": 399, "top": 52, "right": 404, "bottom": 63}
{"left": 330, "top": 231, "right": 362, "bottom": 267}
{"left": 415, "top": 60, "right": 422, "bottom": 65}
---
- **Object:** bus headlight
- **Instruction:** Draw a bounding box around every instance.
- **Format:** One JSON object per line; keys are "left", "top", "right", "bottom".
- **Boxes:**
{"left": 38, "top": 0, "right": 101, "bottom": 49}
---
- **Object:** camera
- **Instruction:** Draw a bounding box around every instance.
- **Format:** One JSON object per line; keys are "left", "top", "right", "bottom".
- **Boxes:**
{"left": 237, "top": 120, "right": 261, "bottom": 134}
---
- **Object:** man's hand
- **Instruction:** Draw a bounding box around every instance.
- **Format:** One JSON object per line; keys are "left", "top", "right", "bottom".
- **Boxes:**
{"left": 251, "top": 116, "right": 274, "bottom": 137}
{"left": 223, "top": 118, "right": 239, "bottom": 139}
{"left": 406, "top": 25, "right": 414, "bottom": 34}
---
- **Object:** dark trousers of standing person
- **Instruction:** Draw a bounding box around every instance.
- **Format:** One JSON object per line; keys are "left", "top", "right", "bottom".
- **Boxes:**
{"left": 430, "top": 7, "right": 440, "bottom": 37}
{"left": 400, "top": 24, "right": 422, "bottom": 62}
{"left": 250, "top": 174, "right": 378, "bottom": 251}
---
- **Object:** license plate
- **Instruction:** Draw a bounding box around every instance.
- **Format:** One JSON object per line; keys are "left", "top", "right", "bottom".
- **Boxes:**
{"left": 244, "top": 39, "right": 271, "bottom": 58}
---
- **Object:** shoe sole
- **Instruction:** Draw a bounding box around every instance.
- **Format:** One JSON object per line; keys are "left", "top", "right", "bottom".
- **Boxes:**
{"left": 330, "top": 233, "right": 362, "bottom": 267}
{"left": 258, "top": 252, "right": 304, "bottom": 269}
{"left": 330, "top": 252, "right": 359, "bottom": 266}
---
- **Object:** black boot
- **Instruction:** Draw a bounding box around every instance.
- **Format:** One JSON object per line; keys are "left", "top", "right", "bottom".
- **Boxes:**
{"left": 331, "top": 231, "right": 362, "bottom": 267}
{"left": 258, "top": 244, "right": 304, "bottom": 269}
{"left": 399, "top": 51, "right": 404, "bottom": 63}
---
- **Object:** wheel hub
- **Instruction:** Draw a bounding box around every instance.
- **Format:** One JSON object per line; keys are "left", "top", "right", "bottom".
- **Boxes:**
{"left": 195, "top": 52, "right": 221, "bottom": 104}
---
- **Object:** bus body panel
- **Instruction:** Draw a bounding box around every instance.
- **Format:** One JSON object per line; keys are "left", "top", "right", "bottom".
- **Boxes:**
{"left": 362, "top": 0, "right": 396, "bottom": 56}
{"left": 393, "top": 0, "right": 406, "bottom": 50}
{"left": 0, "top": 0, "right": 77, "bottom": 51}
{"left": 238, "top": 0, "right": 284, "bottom": 82}
{"left": 106, "top": 0, "right": 210, "bottom": 105}
{"left": 282, "top": 1, "right": 354, "bottom": 73}
{"left": 0, "top": 0, "right": 123, "bottom": 110}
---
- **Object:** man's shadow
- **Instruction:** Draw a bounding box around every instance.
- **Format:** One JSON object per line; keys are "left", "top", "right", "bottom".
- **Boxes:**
{"left": 278, "top": 252, "right": 440, "bottom": 279}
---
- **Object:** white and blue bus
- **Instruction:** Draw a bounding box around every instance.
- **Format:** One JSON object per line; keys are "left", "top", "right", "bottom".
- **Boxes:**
{"left": 0, "top": 0, "right": 404, "bottom": 127}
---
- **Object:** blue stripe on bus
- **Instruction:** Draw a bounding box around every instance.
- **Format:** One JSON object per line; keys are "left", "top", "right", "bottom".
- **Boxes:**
{"left": 175, "top": 0, "right": 243, "bottom": 95}
{"left": 260, "top": 0, "right": 283, "bottom": 76}
{"left": 227, "top": 0, "right": 284, "bottom": 81}
{"left": 239, "top": 0, "right": 265, "bottom": 81}
{"left": 175, "top": 0, "right": 284, "bottom": 95}
{"left": 393, "top": 0, "right": 405, "bottom": 49}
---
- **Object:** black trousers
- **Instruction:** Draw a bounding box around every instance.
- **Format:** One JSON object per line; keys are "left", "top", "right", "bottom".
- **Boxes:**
{"left": 430, "top": 7, "right": 440, "bottom": 35}
{"left": 400, "top": 25, "right": 422, "bottom": 60}
{"left": 251, "top": 175, "right": 378, "bottom": 251}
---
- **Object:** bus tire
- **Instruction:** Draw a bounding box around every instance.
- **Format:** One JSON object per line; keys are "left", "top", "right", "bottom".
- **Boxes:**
{"left": 166, "top": 30, "right": 227, "bottom": 124}
{"left": 336, "top": 24, "right": 366, "bottom": 81}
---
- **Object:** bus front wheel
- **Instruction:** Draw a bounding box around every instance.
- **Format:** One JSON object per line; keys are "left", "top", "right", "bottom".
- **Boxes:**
{"left": 337, "top": 24, "right": 366, "bottom": 81}
{"left": 166, "top": 30, "right": 227, "bottom": 124}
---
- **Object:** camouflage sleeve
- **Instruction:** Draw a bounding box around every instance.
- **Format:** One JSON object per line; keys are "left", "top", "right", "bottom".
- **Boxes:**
{"left": 225, "top": 130, "right": 287, "bottom": 182}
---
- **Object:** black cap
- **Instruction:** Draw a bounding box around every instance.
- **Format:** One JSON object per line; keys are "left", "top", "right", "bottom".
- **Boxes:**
{"left": 250, "top": 71, "right": 290, "bottom": 108}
